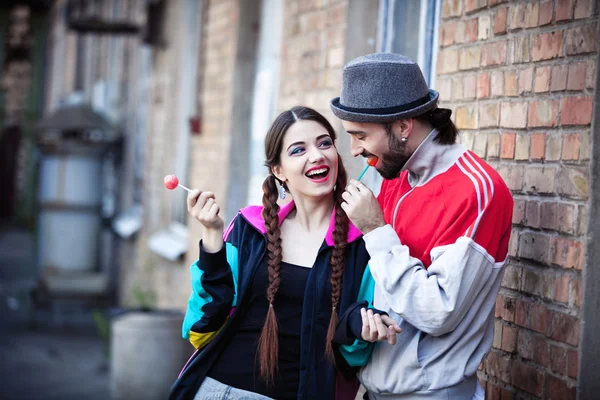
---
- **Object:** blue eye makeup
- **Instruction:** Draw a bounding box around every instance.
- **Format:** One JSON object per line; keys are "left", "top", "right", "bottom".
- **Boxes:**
{"left": 289, "top": 147, "right": 304, "bottom": 156}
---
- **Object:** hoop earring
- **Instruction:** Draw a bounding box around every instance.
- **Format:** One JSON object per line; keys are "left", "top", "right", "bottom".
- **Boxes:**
{"left": 279, "top": 185, "right": 286, "bottom": 200}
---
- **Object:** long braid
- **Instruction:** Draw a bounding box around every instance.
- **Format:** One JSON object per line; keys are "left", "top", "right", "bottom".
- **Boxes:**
{"left": 257, "top": 174, "right": 283, "bottom": 385}
{"left": 325, "top": 157, "right": 349, "bottom": 363}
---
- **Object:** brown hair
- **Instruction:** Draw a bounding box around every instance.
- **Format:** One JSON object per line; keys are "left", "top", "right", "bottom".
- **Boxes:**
{"left": 257, "top": 106, "right": 349, "bottom": 384}
{"left": 415, "top": 107, "right": 458, "bottom": 145}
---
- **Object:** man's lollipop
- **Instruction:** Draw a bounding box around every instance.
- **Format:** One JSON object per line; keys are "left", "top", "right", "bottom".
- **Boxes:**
{"left": 357, "top": 157, "right": 378, "bottom": 181}
{"left": 164, "top": 174, "right": 191, "bottom": 192}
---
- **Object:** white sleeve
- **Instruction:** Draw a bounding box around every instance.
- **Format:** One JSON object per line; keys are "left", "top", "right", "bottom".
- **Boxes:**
{"left": 363, "top": 224, "right": 502, "bottom": 336}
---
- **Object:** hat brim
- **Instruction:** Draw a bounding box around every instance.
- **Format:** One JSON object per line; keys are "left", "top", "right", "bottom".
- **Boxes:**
{"left": 330, "top": 89, "right": 439, "bottom": 123}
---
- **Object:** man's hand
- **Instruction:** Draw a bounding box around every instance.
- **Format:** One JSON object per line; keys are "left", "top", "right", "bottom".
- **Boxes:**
{"left": 361, "top": 308, "right": 402, "bottom": 345}
{"left": 341, "top": 179, "right": 386, "bottom": 234}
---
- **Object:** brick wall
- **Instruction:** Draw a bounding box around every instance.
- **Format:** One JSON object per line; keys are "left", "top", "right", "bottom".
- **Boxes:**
{"left": 437, "top": 0, "right": 598, "bottom": 398}
{"left": 186, "top": 0, "right": 240, "bottom": 264}
{"left": 278, "top": 0, "right": 348, "bottom": 124}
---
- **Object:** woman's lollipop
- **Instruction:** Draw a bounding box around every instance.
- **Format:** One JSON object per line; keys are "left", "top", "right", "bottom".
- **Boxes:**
{"left": 357, "top": 157, "right": 378, "bottom": 181}
{"left": 164, "top": 174, "right": 191, "bottom": 192}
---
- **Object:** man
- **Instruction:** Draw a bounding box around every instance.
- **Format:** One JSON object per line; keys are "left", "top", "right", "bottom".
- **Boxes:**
{"left": 333, "top": 53, "right": 513, "bottom": 399}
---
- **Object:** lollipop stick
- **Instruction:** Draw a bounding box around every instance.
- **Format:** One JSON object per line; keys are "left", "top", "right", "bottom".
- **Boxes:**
{"left": 178, "top": 184, "right": 192, "bottom": 192}
{"left": 357, "top": 164, "right": 370, "bottom": 181}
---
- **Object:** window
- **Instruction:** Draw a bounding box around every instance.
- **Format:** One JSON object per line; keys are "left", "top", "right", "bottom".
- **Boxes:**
{"left": 364, "top": 0, "right": 442, "bottom": 193}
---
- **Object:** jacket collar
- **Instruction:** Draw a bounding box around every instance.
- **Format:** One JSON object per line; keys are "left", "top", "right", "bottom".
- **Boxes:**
{"left": 402, "top": 128, "right": 467, "bottom": 187}
{"left": 240, "top": 200, "right": 362, "bottom": 246}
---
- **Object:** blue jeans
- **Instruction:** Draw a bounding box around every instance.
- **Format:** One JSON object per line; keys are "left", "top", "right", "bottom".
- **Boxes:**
{"left": 194, "top": 377, "right": 273, "bottom": 400}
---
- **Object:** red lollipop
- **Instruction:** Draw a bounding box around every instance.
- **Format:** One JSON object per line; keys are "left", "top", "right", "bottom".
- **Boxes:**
{"left": 164, "top": 175, "right": 191, "bottom": 192}
{"left": 367, "top": 157, "right": 379, "bottom": 166}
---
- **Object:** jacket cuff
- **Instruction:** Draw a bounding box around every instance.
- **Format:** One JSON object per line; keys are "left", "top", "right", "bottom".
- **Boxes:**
{"left": 363, "top": 224, "right": 402, "bottom": 256}
{"left": 333, "top": 301, "right": 389, "bottom": 345}
{"left": 198, "top": 240, "right": 228, "bottom": 273}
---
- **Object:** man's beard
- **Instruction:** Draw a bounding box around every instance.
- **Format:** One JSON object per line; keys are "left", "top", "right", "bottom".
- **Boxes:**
{"left": 377, "top": 133, "right": 411, "bottom": 179}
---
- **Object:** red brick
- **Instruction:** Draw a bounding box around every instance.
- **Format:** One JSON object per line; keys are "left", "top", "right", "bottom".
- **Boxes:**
{"left": 517, "top": 329, "right": 549, "bottom": 366}
{"left": 562, "top": 134, "right": 581, "bottom": 161}
{"left": 554, "top": 274, "right": 570, "bottom": 304}
{"left": 441, "top": 22, "right": 457, "bottom": 47}
{"left": 567, "top": 62, "right": 587, "bottom": 91}
{"left": 501, "top": 132, "right": 516, "bottom": 158}
{"left": 556, "top": 0, "right": 573, "bottom": 21}
{"left": 481, "top": 41, "right": 507, "bottom": 66}
{"left": 518, "top": 67, "right": 533, "bottom": 94}
{"left": 565, "top": 25, "right": 599, "bottom": 56}
{"left": 477, "top": 73, "right": 490, "bottom": 98}
{"left": 533, "top": 66, "right": 550, "bottom": 93}
{"left": 525, "top": 201, "right": 540, "bottom": 228}
{"left": 541, "top": 202, "right": 558, "bottom": 230}
{"left": 512, "top": 360, "right": 543, "bottom": 396}
{"left": 539, "top": 0, "right": 554, "bottom": 26}
{"left": 560, "top": 96, "right": 593, "bottom": 126}
{"left": 501, "top": 325, "right": 517, "bottom": 353}
{"left": 494, "top": 7, "right": 508, "bottom": 35}
{"left": 479, "top": 103, "right": 500, "bottom": 128}
{"left": 513, "top": 36, "right": 531, "bottom": 64}
{"left": 546, "top": 310, "right": 580, "bottom": 346}
{"left": 551, "top": 65, "right": 568, "bottom": 91}
{"left": 544, "top": 373, "right": 577, "bottom": 400}
{"left": 512, "top": 200, "right": 525, "bottom": 224}
{"left": 485, "top": 351, "right": 511, "bottom": 383}
{"left": 501, "top": 101, "right": 528, "bottom": 128}
{"left": 505, "top": 70, "right": 517, "bottom": 96}
{"left": 531, "top": 303, "right": 549, "bottom": 333}
{"left": 496, "top": 294, "right": 517, "bottom": 322}
{"left": 529, "top": 100, "right": 559, "bottom": 128}
{"left": 551, "top": 237, "right": 585, "bottom": 269}
{"left": 531, "top": 133, "right": 546, "bottom": 160}
{"left": 532, "top": 32, "right": 563, "bottom": 61}
{"left": 574, "top": 0, "right": 593, "bottom": 19}
{"left": 465, "top": 0, "right": 487, "bottom": 14}
{"left": 573, "top": 278, "right": 582, "bottom": 307}
{"left": 509, "top": 2, "right": 539, "bottom": 30}
{"left": 550, "top": 345, "right": 568, "bottom": 375}
{"left": 556, "top": 167, "right": 589, "bottom": 200}
{"left": 567, "top": 350, "right": 578, "bottom": 379}
{"left": 466, "top": 19, "right": 478, "bottom": 42}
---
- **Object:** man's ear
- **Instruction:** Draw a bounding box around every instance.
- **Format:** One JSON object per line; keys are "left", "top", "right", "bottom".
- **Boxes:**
{"left": 393, "top": 119, "right": 414, "bottom": 139}
{"left": 272, "top": 164, "right": 286, "bottom": 183}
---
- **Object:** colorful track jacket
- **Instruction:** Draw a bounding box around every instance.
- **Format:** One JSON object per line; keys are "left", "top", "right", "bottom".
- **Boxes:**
{"left": 356, "top": 130, "right": 513, "bottom": 397}
{"left": 169, "top": 201, "right": 377, "bottom": 400}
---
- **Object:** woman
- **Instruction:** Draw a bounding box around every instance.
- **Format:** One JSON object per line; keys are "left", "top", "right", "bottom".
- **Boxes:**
{"left": 169, "top": 107, "right": 382, "bottom": 400}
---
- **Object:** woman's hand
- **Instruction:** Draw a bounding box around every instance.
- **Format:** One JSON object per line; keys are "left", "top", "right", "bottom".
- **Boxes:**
{"left": 187, "top": 189, "right": 224, "bottom": 253}
{"left": 360, "top": 308, "right": 402, "bottom": 345}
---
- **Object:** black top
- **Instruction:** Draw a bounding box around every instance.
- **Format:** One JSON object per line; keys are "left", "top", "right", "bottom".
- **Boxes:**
{"left": 208, "top": 261, "right": 310, "bottom": 399}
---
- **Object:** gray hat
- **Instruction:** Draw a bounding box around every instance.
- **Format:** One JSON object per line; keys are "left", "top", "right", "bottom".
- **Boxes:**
{"left": 330, "top": 53, "right": 439, "bottom": 123}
